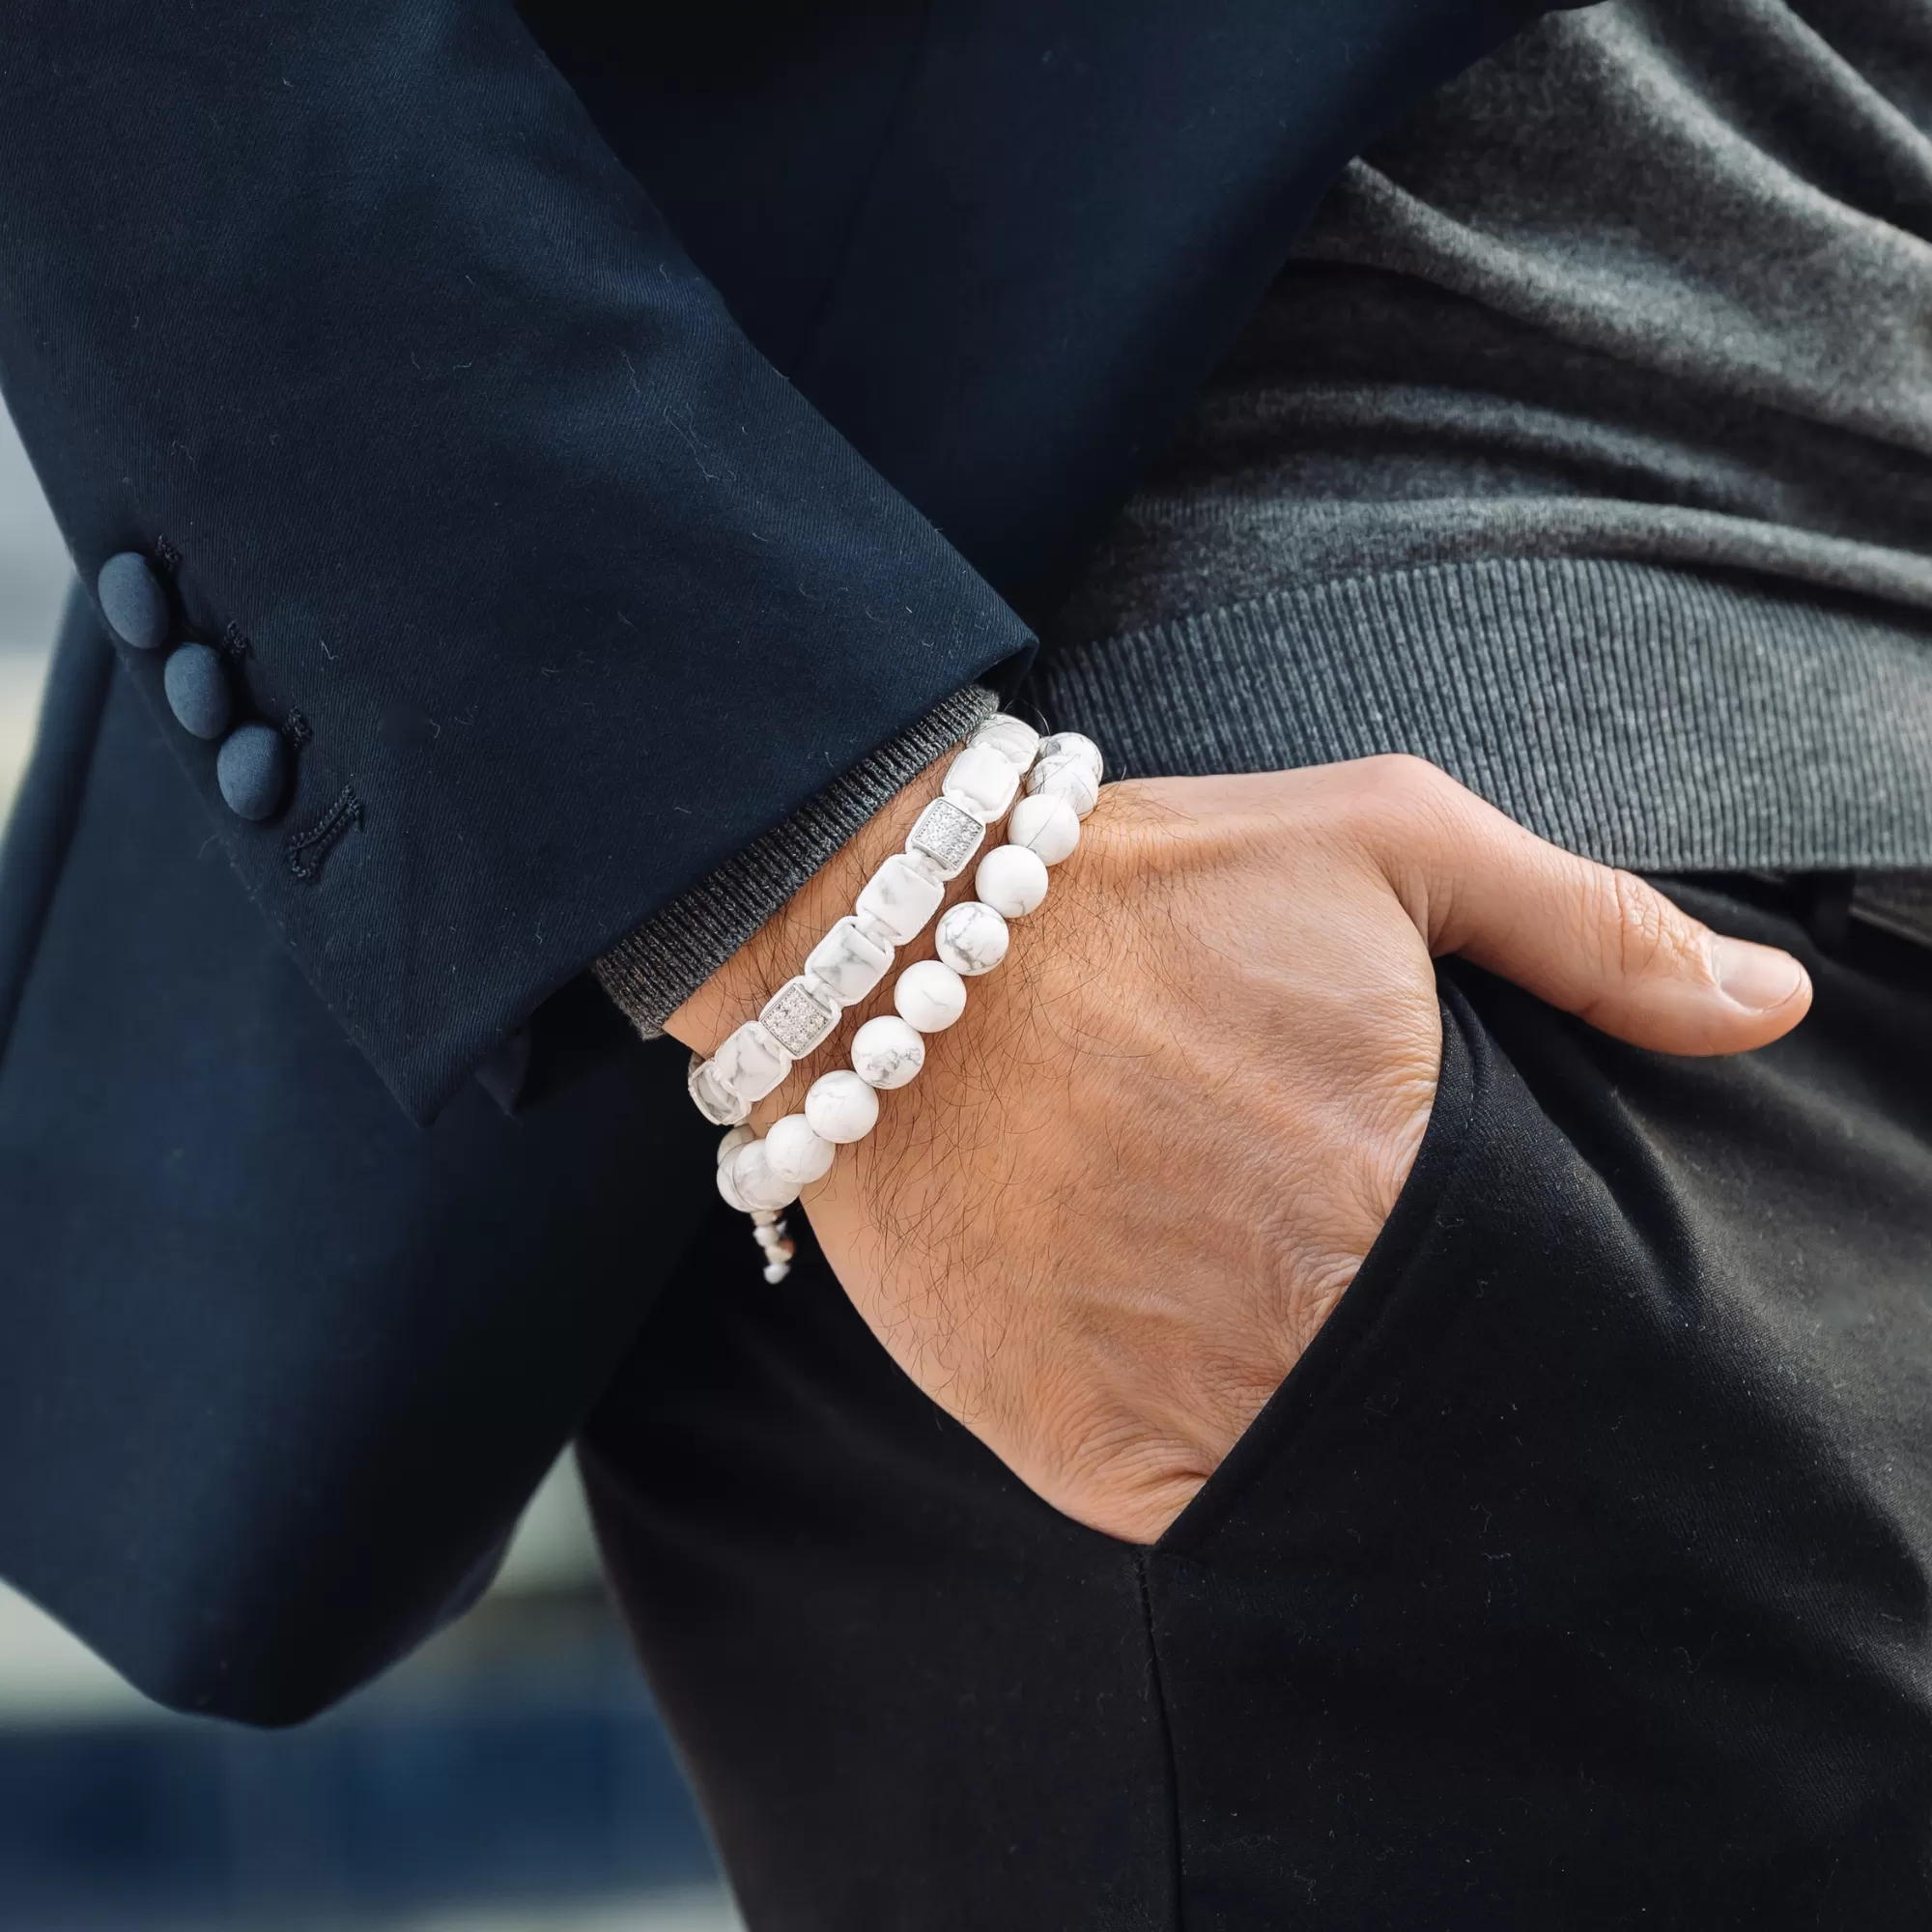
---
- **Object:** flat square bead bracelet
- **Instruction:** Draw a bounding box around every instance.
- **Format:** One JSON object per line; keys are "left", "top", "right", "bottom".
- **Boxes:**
{"left": 689, "top": 714, "right": 1104, "bottom": 1281}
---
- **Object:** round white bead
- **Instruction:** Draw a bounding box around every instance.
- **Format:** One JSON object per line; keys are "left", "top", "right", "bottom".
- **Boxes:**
{"left": 804, "top": 1067, "right": 881, "bottom": 1143}
{"left": 762, "top": 1261, "right": 790, "bottom": 1284}
{"left": 970, "top": 713, "right": 1041, "bottom": 769}
{"left": 1028, "top": 753, "right": 1099, "bottom": 819}
{"left": 1037, "top": 731, "right": 1103, "bottom": 784}
{"left": 850, "top": 1014, "right": 926, "bottom": 1089}
{"left": 942, "top": 743, "right": 1022, "bottom": 822}
{"left": 730, "top": 1139, "right": 802, "bottom": 1212}
{"left": 717, "top": 1123, "right": 755, "bottom": 1168}
{"left": 934, "top": 899, "right": 1009, "bottom": 976}
{"left": 894, "top": 957, "right": 968, "bottom": 1033}
{"left": 1006, "top": 791, "right": 1081, "bottom": 866}
{"left": 975, "top": 843, "right": 1050, "bottom": 918}
{"left": 765, "top": 1112, "right": 837, "bottom": 1186}
{"left": 716, "top": 1158, "right": 751, "bottom": 1212}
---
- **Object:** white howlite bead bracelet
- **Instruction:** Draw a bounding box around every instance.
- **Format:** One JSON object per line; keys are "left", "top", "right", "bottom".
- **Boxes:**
{"left": 698, "top": 712, "right": 1103, "bottom": 1280}
{"left": 850, "top": 1014, "right": 924, "bottom": 1088}
{"left": 804, "top": 1067, "right": 881, "bottom": 1143}
{"left": 975, "top": 843, "right": 1049, "bottom": 918}
{"left": 895, "top": 958, "right": 968, "bottom": 1032}
{"left": 934, "top": 899, "right": 1009, "bottom": 975}
{"left": 685, "top": 712, "right": 1042, "bottom": 1129}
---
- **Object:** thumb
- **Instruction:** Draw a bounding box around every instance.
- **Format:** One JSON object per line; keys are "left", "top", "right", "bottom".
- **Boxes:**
{"left": 1378, "top": 763, "right": 1811, "bottom": 1057}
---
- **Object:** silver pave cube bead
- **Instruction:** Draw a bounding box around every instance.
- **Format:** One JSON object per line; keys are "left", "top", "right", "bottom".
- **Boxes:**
{"left": 905, "top": 796, "right": 986, "bottom": 881}
{"left": 759, "top": 975, "right": 842, "bottom": 1058}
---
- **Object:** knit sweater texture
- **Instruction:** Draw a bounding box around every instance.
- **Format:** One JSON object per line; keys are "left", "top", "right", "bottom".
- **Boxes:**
{"left": 603, "top": 0, "right": 1932, "bottom": 1039}
{"left": 1037, "top": 0, "right": 1932, "bottom": 868}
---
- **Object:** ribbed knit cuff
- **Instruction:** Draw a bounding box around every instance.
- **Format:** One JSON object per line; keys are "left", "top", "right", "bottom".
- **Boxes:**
{"left": 594, "top": 685, "right": 998, "bottom": 1039}
{"left": 1036, "top": 557, "right": 1932, "bottom": 874}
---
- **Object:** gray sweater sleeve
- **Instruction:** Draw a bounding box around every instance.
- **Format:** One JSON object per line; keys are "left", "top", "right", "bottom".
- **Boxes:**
{"left": 594, "top": 685, "right": 998, "bottom": 1038}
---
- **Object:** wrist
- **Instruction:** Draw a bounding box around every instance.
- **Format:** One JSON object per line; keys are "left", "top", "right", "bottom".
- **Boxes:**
{"left": 683, "top": 717, "right": 1105, "bottom": 1270}
{"left": 664, "top": 753, "right": 959, "bottom": 1057}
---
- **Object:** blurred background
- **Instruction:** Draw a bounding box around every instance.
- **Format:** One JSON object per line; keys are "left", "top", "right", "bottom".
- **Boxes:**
{"left": 0, "top": 408, "right": 741, "bottom": 1930}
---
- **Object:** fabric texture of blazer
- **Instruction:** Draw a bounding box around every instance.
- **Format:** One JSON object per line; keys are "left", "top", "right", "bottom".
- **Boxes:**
{"left": 0, "top": 0, "right": 1566, "bottom": 1720}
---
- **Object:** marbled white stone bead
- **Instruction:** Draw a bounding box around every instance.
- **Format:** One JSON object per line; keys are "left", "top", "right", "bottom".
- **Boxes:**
{"left": 975, "top": 843, "right": 1050, "bottom": 918}
{"left": 855, "top": 852, "right": 945, "bottom": 944}
{"left": 854, "top": 909, "right": 899, "bottom": 951}
{"left": 804, "top": 915, "right": 894, "bottom": 1007}
{"left": 1027, "top": 752, "right": 1099, "bottom": 819}
{"left": 717, "top": 1123, "right": 755, "bottom": 1167}
{"left": 850, "top": 1014, "right": 926, "bottom": 1089}
{"left": 905, "top": 795, "right": 986, "bottom": 881}
{"left": 765, "top": 1112, "right": 837, "bottom": 1186}
{"left": 713, "top": 1019, "right": 791, "bottom": 1104}
{"left": 804, "top": 1067, "right": 881, "bottom": 1143}
{"left": 1007, "top": 791, "right": 1081, "bottom": 866}
{"left": 934, "top": 899, "right": 1009, "bottom": 976}
{"left": 1037, "top": 731, "right": 1103, "bottom": 784}
{"left": 942, "top": 743, "right": 1021, "bottom": 822}
{"left": 760, "top": 975, "right": 841, "bottom": 1058}
{"left": 689, "top": 1054, "right": 751, "bottom": 1127}
{"left": 716, "top": 1156, "right": 752, "bottom": 1212}
{"left": 969, "top": 712, "right": 1041, "bottom": 769}
{"left": 730, "top": 1138, "right": 802, "bottom": 1212}
{"left": 895, "top": 958, "right": 967, "bottom": 1033}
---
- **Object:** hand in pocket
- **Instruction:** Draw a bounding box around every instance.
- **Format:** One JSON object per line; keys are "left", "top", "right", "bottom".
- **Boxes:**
{"left": 700, "top": 757, "right": 1813, "bottom": 1543}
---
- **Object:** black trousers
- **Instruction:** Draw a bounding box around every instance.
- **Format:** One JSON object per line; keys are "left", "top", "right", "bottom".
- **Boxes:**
{"left": 582, "top": 881, "right": 1932, "bottom": 1929}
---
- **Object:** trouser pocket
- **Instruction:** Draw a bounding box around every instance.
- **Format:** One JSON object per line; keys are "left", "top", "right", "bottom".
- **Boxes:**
{"left": 1151, "top": 972, "right": 1489, "bottom": 1557}
{"left": 1140, "top": 960, "right": 1932, "bottom": 1928}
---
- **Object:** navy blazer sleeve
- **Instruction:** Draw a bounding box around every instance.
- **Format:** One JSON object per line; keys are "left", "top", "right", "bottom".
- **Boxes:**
{"left": 0, "top": 0, "right": 1578, "bottom": 1729}
{"left": 0, "top": 0, "right": 1033, "bottom": 1121}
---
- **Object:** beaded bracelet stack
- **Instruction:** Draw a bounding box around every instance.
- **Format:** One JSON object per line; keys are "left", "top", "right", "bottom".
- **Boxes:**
{"left": 688, "top": 713, "right": 1104, "bottom": 1281}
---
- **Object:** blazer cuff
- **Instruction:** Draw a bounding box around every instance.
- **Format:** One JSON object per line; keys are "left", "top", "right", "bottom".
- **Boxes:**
{"left": 594, "top": 684, "right": 998, "bottom": 1038}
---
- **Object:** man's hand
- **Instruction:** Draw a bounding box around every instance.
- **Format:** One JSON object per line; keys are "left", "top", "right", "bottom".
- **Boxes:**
{"left": 670, "top": 756, "right": 1810, "bottom": 1544}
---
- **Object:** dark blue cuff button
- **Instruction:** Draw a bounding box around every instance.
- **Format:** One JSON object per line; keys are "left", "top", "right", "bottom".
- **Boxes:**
{"left": 162, "top": 642, "right": 231, "bottom": 741}
{"left": 97, "top": 552, "right": 169, "bottom": 651}
{"left": 216, "top": 723, "right": 289, "bottom": 822}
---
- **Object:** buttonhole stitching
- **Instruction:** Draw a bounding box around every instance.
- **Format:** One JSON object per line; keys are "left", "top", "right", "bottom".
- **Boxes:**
{"left": 286, "top": 782, "right": 363, "bottom": 880}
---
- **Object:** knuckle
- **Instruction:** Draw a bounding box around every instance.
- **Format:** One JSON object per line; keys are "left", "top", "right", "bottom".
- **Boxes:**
{"left": 1599, "top": 867, "right": 1693, "bottom": 980}
{"left": 1362, "top": 752, "right": 1452, "bottom": 801}
{"left": 1344, "top": 753, "right": 1466, "bottom": 841}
